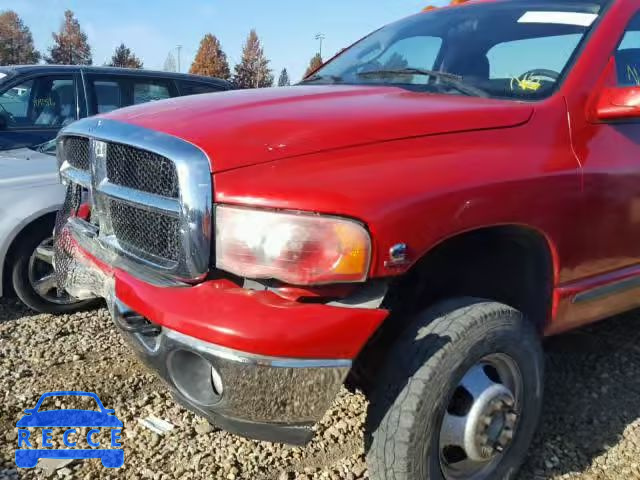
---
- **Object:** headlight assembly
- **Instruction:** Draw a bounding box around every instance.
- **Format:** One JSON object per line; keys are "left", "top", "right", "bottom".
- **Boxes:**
{"left": 215, "top": 205, "right": 371, "bottom": 285}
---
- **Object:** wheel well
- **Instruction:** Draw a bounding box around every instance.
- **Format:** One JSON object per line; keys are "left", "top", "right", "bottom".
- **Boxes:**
{"left": 351, "top": 225, "right": 554, "bottom": 389}
{"left": 2, "top": 212, "right": 56, "bottom": 297}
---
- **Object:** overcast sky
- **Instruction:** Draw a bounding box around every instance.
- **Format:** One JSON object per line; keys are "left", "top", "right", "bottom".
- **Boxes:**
{"left": 1, "top": 0, "right": 449, "bottom": 82}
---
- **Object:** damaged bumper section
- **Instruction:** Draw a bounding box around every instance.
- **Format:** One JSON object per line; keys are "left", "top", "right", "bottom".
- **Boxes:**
{"left": 113, "top": 299, "right": 350, "bottom": 445}
{"left": 55, "top": 221, "right": 387, "bottom": 445}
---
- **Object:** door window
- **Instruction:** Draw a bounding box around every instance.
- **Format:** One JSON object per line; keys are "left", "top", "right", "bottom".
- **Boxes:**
{"left": 0, "top": 80, "right": 32, "bottom": 120}
{"left": 133, "top": 80, "right": 171, "bottom": 104}
{"left": 0, "top": 76, "right": 76, "bottom": 128}
{"left": 93, "top": 80, "right": 125, "bottom": 114}
{"left": 178, "top": 81, "right": 225, "bottom": 96}
{"left": 88, "top": 76, "right": 175, "bottom": 114}
{"left": 615, "top": 12, "right": 640, "bottom": 86}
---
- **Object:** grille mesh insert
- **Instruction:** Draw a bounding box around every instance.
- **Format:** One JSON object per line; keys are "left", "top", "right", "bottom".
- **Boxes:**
{"left": 54, "top": 184, "right": 83, "bottom": 290}
{"left": 106, "top": 143, "right": 179, "bottom": 198}
{"left": 63, "top": 136, "right": 90, "bottom": 171}
{"left": 109, "top": 201, "right": 181, "bottom": 263}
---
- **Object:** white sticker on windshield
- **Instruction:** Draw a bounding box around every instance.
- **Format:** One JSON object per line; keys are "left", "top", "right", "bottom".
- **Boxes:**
{"left": 518, "top": 11, "right": 598, "bottom": 27}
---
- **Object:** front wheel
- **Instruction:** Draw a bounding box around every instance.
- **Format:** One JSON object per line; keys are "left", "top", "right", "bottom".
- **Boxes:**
{"left": 366, "top": 298, "right": 544, "bottom": 480}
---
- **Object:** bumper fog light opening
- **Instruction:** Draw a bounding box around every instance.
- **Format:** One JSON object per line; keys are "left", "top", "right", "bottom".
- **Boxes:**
{"left": 167, "top": 349, "right": 222, "bottom": 407}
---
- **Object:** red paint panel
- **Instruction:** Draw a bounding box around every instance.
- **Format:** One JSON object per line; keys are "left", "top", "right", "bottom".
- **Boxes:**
{"left": 112, "top": 267, "right": 387, "bottom": 360}
{"left": 213, "top": 96, "right": 577, "bottom": 282}
{"left": 102, "top": 85, "right": 532, "bottom": 174}
{"left": 550, "top": 264, "right": 640, "bottom": 336}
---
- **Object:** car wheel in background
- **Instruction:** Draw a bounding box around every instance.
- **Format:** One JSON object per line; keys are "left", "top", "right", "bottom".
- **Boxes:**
{"left": 11, "top": 220, "right": 99, "bottom": 314}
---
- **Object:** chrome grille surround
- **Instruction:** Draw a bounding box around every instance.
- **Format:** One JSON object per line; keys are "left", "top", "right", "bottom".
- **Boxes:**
{"left": 57, "top": 118, "right": 212, "bottom": 283}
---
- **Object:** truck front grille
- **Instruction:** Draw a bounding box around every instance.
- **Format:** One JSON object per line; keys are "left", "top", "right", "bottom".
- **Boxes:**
{"left": 62, "top": 136, "right": 90, "bottom": 171}
{"left": 106, "top": 143, "right": 179, "bottom": 199}
{"left": 56, "top": 119, "right": 212, "bottom": 282}
{"left": 108, "top": 200, "right": 181, "bottom": 262}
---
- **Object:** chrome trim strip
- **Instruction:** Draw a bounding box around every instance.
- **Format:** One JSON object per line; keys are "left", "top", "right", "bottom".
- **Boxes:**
{"left": 164, "top": 328, "right": 353, "bottom": 368}
{"left": 68, "top": 220, "right": 188, "bottom": 288}
{"left": 67, "top": 217, "right": 98, "bottom": 239}
{"left": 59, "top": 163, "right": 91, "bottom": 189}
{"left": 57, "top": 117, "right": 213, "bottom": 281}
{"left": 79, "top": 68, "right": 89, "bottom": 118}
{"left": 98, "top": 234, "right": 178, "bottom": 271}
{"left": 98, "top": 181, "right": 181, "bottom": 216}
{"left": 572, "top": 275, "right": 640, "bottom": 304}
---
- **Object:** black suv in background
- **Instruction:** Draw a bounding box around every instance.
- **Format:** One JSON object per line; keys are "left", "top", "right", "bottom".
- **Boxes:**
{"left": 0, "top": 65, "right": 232, "bottom": 150}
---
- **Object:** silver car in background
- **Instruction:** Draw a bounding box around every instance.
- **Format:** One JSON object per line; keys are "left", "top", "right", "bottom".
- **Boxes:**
{"left": 0, "top": 141, "right": 97, "bottom": 312}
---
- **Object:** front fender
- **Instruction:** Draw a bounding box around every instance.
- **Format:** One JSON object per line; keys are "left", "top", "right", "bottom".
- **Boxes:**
{"left": 0, "top": 183, "right": 65, "bottom": 297}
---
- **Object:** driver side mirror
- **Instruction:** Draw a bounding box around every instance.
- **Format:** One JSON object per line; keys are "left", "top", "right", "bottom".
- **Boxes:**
{"left": 595, "top": 85, "right": 640, "bottom": 121}
{"left": 0, "top": 114, "right": 7, "bottom": 130}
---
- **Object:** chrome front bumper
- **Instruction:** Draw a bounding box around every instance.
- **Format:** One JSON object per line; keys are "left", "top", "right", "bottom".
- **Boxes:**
{"left": 112, "top": 299, "right": 351, "bottom": 445}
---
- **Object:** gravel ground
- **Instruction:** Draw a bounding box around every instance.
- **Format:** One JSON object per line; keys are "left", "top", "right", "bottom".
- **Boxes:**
{"left": 2, "top": 298, "right": 640, "bottom": 479}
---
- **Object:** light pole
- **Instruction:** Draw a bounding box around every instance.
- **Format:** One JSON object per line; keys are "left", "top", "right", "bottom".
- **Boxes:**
{"left": 315, "top": 33, "right": 325, "bottom": 58}
{"left": 176, "top": 45, "right": 183, "bottom": 73}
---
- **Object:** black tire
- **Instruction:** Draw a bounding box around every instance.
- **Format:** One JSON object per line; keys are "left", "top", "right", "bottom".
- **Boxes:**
{"left": 11, "top": 219, "right": 99, "bottom": 314}
{"left": 366, "top": 298, "right": 544, "bottom": 480}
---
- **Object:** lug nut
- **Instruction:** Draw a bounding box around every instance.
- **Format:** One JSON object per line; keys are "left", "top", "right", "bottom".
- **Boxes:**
{"left": 498, "top": 428, "right": 514, "bottom": 445}
{"left": 481, "top": 446, "right": 495, "bottom": 458}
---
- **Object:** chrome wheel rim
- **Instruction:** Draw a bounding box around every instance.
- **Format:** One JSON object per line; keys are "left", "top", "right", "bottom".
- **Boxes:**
{"left": 438, "top": 354, "right": 522, "bottom": 480}
{"left": 28, "top": 237, "right": 78, "bottom": 305}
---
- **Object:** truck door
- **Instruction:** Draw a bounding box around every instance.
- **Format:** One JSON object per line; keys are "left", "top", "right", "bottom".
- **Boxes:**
{"left": 556, "top": 8, "right": 640, "bottom": 331}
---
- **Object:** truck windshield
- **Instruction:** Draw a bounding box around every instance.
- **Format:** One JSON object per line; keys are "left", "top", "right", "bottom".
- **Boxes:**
{"left": 303, "top": 0, "right": 608, "bottom": 100}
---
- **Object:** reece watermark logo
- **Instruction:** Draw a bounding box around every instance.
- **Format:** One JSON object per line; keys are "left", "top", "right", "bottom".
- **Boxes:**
{"left": 15, "top": 391, "right": 124, "bottom": 469}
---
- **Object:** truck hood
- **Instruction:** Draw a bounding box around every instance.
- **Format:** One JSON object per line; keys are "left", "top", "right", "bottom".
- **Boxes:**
{"left": 103, "top": 85, "right": 534, "bottom": 173}
{"left": 0, "top": 148, "right": 59, "bottom": 188}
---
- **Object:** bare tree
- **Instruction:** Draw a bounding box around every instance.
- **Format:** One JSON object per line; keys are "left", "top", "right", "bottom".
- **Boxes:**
{"left": 163, "top": 51, "right": 177, "bottom": 72}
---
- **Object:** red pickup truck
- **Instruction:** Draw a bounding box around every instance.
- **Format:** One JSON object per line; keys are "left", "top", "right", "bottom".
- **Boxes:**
{"left": 54, "top": 0, "right": 640, "bottom": 478}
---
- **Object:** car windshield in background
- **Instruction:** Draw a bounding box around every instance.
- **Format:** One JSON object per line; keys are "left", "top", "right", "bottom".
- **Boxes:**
{"left": 304, "top": 0, "right": 607, "bottom": 100}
